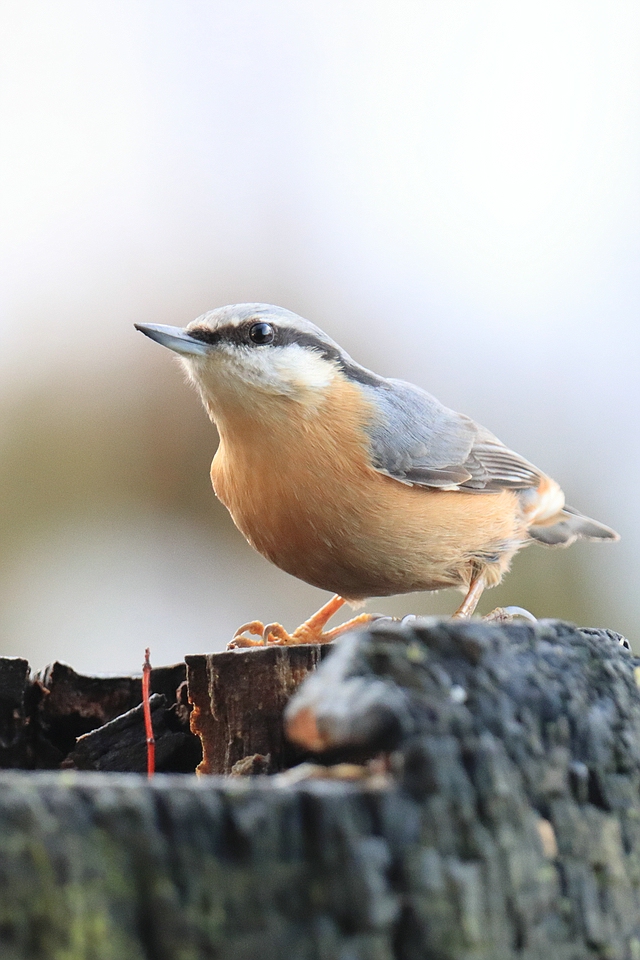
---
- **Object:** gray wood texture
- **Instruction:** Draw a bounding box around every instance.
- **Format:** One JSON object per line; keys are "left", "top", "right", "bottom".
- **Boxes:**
{"left": 0, "top": 618, "right": 639, "bottom": 959}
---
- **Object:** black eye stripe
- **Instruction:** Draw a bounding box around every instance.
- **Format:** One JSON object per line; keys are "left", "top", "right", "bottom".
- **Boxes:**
{"left": 187, "top": 320, "right": 270, "bottom": 346}
{"left": 186, "top": 321, "right": 381, "bottom": 387}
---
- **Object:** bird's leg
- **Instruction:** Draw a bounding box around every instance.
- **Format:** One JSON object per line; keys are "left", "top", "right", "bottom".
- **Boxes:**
{"left": 451, "top": 571, "right": 486, "bottom": 619}
{"left": 228, "top": 594, "right": 375, "bottom": 649}
{"left": 452, "top": 569, "right": 538, "bottom": 623}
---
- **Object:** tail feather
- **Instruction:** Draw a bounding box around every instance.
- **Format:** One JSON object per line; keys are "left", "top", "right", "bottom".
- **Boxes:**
{"left": 529, "top": 505, "right": 619, "bottom": 547}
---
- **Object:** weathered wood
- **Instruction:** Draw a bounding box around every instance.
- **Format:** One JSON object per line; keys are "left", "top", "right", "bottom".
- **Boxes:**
{"left": 64, "top": 693, "right": 202, "bottom": 773}
{"left": 0, "top": 619, "right": 639, "bottom": 959}
{"left": 0, "top": 659, "right": 201, "bottom": 771}
{"left": 34, "top": 660, "right": 188, "bottom": 750}
{"left": 186, "top": 644, "right": 332, "bottom": 774}
{"left": 0, "top": 657, "right": 30, "bottom": 767}
{"left": 33, "top": 660, "right": 147, "bottom": 764}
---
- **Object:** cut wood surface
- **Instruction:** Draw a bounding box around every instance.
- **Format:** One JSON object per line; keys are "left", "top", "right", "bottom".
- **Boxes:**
{"left": 1, "top": 618, "right": 640, "bottom": 959}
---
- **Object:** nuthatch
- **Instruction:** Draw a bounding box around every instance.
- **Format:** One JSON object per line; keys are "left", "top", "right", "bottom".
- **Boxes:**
{"left": 135, "top": 303, "right": 619, "bottom": 646}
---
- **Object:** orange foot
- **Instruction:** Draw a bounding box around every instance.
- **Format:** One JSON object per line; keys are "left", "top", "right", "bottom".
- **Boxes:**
{"left": 227, "top": 594, "right": 375, "bottom": 649}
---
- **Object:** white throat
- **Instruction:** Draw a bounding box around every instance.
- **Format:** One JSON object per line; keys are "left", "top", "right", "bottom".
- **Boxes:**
{"left": 180, "top": 342, "right": 338, "bottom": 423}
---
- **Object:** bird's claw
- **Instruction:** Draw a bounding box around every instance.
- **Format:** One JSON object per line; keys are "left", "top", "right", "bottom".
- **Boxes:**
{"left": 483, "top": 605, "right": 538, "bottom": 624}
{"left": 227, "top": 621, "right": 269, "bottom": 649}
{"left": 227, "top": 620, "right": 295, "bottom": 649}
{"left": 227, "top": 604, "right": 376, "bottom": 650}
{"left": 262, "top": 623, "right": 295, "bottom": 645}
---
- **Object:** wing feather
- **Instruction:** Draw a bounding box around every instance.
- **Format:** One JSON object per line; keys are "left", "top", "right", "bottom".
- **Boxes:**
{"left": 362, "top": 378, "right": 542, "bottom": 494}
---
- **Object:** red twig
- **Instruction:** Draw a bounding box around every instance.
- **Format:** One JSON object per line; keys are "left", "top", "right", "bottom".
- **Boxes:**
{"left": 142, "top": 647, "right": 155, "bottom": 778}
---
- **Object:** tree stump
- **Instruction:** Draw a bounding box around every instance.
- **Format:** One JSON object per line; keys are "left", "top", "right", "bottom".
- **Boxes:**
{"left": 0, "top": 618, "right": 639, "bottom": 959}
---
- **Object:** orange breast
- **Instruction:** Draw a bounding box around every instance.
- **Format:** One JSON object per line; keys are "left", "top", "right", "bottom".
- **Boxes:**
{"left": 210, "top": 377, "right": 528, "bottom": 599}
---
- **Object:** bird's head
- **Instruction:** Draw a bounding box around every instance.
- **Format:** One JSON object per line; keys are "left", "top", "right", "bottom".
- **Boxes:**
{"left": 135, "top": 303, "right": 379, "bottom": 422}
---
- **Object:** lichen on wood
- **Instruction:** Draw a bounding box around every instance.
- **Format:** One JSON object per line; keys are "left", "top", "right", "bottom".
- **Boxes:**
{"left": 1, "top": 619, "right": 640, "bottom": 958}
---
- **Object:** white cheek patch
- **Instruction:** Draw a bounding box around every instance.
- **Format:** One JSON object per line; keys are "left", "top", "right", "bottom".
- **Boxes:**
{"left": 179, "top": 343, "right": 338, "bottom": 413}
{"left": 221, "top": 343, "right": 336, "bottom": 394}
{"left": 266, "top": 345, "right": 336, "bottom": 391}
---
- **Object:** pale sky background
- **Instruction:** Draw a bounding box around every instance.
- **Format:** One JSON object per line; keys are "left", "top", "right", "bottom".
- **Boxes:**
{"left": 0, "top": 1, "right": 638, "bottom": 673}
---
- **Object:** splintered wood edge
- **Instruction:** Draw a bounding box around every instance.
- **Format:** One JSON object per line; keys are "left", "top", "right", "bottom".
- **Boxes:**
{"left": 185, "top": 645, "right": 327, "bottom": 776}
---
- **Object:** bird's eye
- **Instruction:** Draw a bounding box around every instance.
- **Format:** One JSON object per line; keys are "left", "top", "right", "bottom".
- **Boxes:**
{"left": 249, "top": 322, "right": 274, "bottom": 345}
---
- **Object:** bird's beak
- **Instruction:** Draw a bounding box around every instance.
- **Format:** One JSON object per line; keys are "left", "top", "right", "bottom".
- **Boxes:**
{"left": 134, "top": 323, "right": 211, "bottom": 357}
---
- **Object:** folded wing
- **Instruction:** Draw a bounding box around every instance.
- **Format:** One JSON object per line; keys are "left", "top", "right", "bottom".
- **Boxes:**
{"left": 362, "top": 378, "right": 543, "bottom": 493}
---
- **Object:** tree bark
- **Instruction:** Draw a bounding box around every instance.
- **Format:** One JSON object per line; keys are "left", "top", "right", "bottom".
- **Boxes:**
{"left": 0, "top": 619, "right": 639, "bottom": 960}
{"left": 186, "top": 644, "right": 332, "bottom": 774}
{"left": 0, "top": 657, "right": 30, "bottom": 767}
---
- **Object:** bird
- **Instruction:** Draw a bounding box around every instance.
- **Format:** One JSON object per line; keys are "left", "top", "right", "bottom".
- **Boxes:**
{"left": 135, "top": 303, "right": 619, "bottom": 647}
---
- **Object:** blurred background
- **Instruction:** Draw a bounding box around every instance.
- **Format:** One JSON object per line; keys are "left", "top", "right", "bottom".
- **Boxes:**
{"left": 0, "top": 1, "right": 638, "bottom": 674}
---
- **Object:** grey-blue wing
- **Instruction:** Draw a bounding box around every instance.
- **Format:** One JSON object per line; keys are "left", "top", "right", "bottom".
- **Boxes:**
{"left": 361, "top": 379, "right": 542, "bottom": 493}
